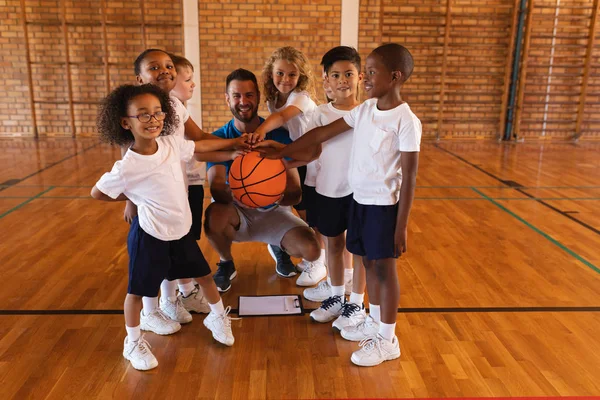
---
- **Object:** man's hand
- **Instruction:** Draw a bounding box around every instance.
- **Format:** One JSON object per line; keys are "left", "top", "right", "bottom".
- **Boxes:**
{"left": 253, "top": 140, "right": 285, "bottom": 159}
{"left": 394, "top": 225, "right": 407, "bottom": 257}
{"left": 247, "top": 132, "right": 266, "bottom": 144}
{"left": 124, "top": 200, "right": 138, "bottom": 224}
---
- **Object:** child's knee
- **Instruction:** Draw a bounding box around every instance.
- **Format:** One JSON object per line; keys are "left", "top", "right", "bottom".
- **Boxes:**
{"left": 326, "top": 235, "right": 346, "bottom": 255}
{"left": 194, "top": 275, "right": 212, "bottom": 286}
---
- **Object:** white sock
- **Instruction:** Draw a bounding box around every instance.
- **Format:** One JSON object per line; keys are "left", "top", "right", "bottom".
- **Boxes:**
{"left": 160, "top": 279, "right": 178, "bottom": 302}
{"left": 142, "top": 297, "right": 158, "bottom": 315}
{"left": 326, "top": 276, "right": 331, "bottom": 285}
{"left": 178, "top": 281, "right": 196, "bottom": 297}
{"left": 344, "top": 268, "right": 353, "bottom": 281}
{"left": 126, "top": 325, "right": 141, "bottom": 342}
{"left": 209, "top": 298, "right": 225, "bottom": 315}
{"left": 369, "top": 303, "right": 381, "bottom": 323}
{"left": 378, "top": 321, "right": 396, "bottom": 342}
{"left": 349, "top": 292, "right": 364, "bottom": 306}
{"left": 331, "top": 285, "right": 345, "bottom": 297}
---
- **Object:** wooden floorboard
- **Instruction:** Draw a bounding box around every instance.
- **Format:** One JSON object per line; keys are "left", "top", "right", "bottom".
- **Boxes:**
{"left": 1, "top": 139, "right": 599, "bottom": 399}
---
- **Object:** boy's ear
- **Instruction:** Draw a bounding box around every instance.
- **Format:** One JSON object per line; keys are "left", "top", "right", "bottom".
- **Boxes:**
{"left": 120, "top": 117, "right": 131, "bottom": 130}
{"left": 135, "top": 75, "right": 144, "bottom": 85}
{"left": 391, "top": 71, "right": 402, "bottom": 82}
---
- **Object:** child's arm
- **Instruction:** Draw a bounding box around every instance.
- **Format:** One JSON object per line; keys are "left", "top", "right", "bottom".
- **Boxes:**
{"left": 207, "top": 165, "right": 233, "bottom": 204}
{"left": 255, "top": 117, "right": 349, "bottom": 160}
{"left": 194, "top": 149, "right": 248, "bottom": 163}
{"left": 91, "top": 186, "right": 128, "bottom": 202}
{"left": 193, "top": 134, "right": 250, "bottom": 153}
{"left": 120, "top": 145, "right": 137, "bottom": 224}
{"left": 183, "top": 117, "right": 212, "bottom": 141}
{"left": 394, "top": 151, "right": 419, "bottom": 256}
{"left": 249, "top": 105, "right": 302, "bottom": 143}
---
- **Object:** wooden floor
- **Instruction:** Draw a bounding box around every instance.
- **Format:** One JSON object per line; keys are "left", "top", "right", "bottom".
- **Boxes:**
{"left": 1, "top": 138, "right": 600, "bottom": 399}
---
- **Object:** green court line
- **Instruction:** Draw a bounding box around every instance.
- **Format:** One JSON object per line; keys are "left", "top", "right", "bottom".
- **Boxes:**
{"left": 0, "top": 187, "right": 55, "bottom": 219}
{"left": 471, "top": 187, "right": 600, "bottom": 274}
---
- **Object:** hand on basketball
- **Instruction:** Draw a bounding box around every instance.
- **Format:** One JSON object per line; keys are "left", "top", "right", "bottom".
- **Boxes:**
{"left": 229, "top": 148, "right": 250, "bottom": 160}
{"left": 253, "top": 140, "right": 284, "bottom": 159}
{"left": 394, "top": 225, "right": 407, "bottom": 257}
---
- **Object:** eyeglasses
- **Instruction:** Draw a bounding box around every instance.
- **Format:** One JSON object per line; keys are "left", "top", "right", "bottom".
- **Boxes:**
{"left": 126, "top": 111, "right": 166, "bottom": 123}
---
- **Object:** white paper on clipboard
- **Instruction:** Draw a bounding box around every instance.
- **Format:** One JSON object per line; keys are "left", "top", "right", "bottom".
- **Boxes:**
{"left": 238, "top": 295, "right": 302, "bottom": 316}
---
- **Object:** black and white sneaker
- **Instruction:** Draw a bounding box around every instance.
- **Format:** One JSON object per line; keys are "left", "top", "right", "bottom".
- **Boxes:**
{"left": 268, "top": 244, "right": 297, "bottom": 277}
{"left": 213, "top": 260, "right": 237, "bottom": 292}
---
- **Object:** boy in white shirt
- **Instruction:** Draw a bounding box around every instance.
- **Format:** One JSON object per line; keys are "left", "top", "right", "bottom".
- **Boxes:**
{"left": 257, "top": 43, "right": 422, "bottom": 367}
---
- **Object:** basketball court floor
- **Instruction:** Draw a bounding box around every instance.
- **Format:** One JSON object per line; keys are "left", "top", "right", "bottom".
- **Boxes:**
{"left": 1, "top": 138, "right": 599, "bottom": 398}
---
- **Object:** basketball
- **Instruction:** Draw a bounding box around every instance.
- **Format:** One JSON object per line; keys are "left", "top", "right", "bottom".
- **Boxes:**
{"left": 229, "top": 151, "right": 287, "bottom": 208}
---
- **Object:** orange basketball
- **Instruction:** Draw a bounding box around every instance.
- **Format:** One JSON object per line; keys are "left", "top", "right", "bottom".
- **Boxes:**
{"left": 229, "top": 151, "right": 287, "bottom": 208}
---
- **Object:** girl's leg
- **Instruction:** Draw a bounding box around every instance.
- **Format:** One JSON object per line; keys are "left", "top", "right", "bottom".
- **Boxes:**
{"left": 195, "top": 275, "right": 235, "bottom": 346}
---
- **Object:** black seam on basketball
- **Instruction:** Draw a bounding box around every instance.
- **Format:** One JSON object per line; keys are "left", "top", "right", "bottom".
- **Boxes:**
{"left": 240, "top": 192, "right": 282, "bottom": 198}
{"left": 240, "top": 156, "right": 266, "bottom": 180}
{"left": 229, "top": 168, "right": 286, "bottom": 190}
{"left": 239, "top": 154, "right": 255, "bottom": 206}
{"left": 239, "top": 192, "right": 262, "bottom": 207}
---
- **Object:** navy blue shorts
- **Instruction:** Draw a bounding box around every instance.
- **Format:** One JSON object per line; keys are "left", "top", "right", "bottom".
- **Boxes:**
{"left": 293, "top": 166, "right": 308, "bottom": 211}
{"left": 188, "top": 184, "right": 204, "bottom": 240}
{"left": 314, "top": 192, "right": 352, "bottom": 237}
{"left": 127, "top": 216, "right": 211, "bottom": 297}
{"left": 304, "top": 185, "right": 318, "bottom": 228}
{"left": 346, "top": 200, "right": 399, "bottom": 260}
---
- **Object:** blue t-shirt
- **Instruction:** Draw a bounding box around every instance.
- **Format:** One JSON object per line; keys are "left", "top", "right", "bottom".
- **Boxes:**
{"left": 207, "top": 117, "right": 292, "bottom": 176}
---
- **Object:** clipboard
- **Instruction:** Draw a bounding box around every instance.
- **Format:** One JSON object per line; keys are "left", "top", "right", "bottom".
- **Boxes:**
{"left": 238, "top": 295, "right": 304, "bottom": 317}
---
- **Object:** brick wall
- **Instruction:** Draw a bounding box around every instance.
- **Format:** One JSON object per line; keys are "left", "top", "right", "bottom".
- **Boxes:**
{"left": 0, "top": 0, "right": 183, "bottom": 138}
{"left": 198, "top": 0, "right": 341, "bottom": 133}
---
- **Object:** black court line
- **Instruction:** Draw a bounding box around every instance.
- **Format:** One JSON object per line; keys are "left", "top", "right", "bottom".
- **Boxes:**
{"left": 2, "top": 306, "right": 600, "bottom": 316}
{"left": 0, "top": 141, "right": 100, "bottom": 192}
{"left": 434, "top": 144, "right": 600, "bottom": 237}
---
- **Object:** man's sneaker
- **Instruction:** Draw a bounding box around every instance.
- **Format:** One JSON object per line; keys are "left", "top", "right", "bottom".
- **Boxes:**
{"left": 123, "top": 335, "right": 158, "bottom": 371}
{"left": 351, "top": 334, "right": 401, "bottom": 367}
{"left": 181, "top": 286, "right": 210, "bottom": 313}
{"left": 140, "top": 308, "right": 181, "bottom": 335}
{"left": 303, "top": 279, "right": 332, "bottom": 302}
{"left": 332, "top": 302, "right": 366, "bottom": 332}
{"left": 296, "top": 259, "right": 327, "bottom": 286}
{"left": 159, "top": 296, "right": 192, "bottom": 324}
{"left": 268, "top": 245, "right": 297, "bottom": 277}
{"left": 340, "top": 314, "right": 379, "bottom": 342}
{"left": 203, "top": 306, "right": 236, "bottom": 346}
{"left": 310, "top": 295, "right": 345, "bottom": 323}
{"left": 296, "top": 259, "right": 311, "bottom": 272}
{"left": 213, "top": 260, "right": 237, "bottom": 292}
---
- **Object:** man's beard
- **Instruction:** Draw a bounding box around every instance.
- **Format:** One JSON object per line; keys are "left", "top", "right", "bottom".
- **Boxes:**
{"left": 231, "top": 105, "right": 257, "bottom": 124}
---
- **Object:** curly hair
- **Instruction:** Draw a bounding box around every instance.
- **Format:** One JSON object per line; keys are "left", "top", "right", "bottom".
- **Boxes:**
{"left": 96, "top": 84, "right": 179, "bottom": 146}
{"left": 261, "top": 46, "right": 316, "bottom": 104}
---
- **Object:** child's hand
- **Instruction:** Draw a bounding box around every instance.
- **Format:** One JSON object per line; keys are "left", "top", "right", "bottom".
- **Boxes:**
{"left": 229, "top": 148, "right": 249, "bottom": 160}
{"left": 394, "top": 225, "right": 407, "bottom": 256}
{"left": 253, "top": 140, "right": 284, "bottom": 159}
{"left": 233, "top": 134, "right": 252, "bottom": 150}
{"left": 123, "top": 201, "right": 138, "bottom": 224}
{"left": 247, "top": 132, "right": 266, "bottom": 144}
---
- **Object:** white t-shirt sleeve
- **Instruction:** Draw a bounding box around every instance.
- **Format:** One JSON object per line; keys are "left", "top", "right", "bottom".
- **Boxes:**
{"left": 95, "top": 161, "right": 126, "bottom": 199}
{"left": 305, "top": 106, "right": 323, "bottom": 132}
{"left": 398, "top": 113, "right": 422, "bottom": 152}
{"left": 343, "top": 103, "right": 361, "bottom": 128}
{"left": 172, "top": 134, "right": 195, "bottom": 162}
{"left": 287, "top": 91, "right": 313, "bottom": 114}
{"left": 173, "top": 97, "right": 190, "bottom": 125}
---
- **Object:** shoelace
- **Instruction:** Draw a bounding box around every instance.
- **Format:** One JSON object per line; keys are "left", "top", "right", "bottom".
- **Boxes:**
{"left": 175, "top": 297, "right": 187, "bottom": 315}
{"left": 155, "top": 308, "right": 172, "bottom": 323}
{"left": 340, "top": 302, "right": 361, "bottom": 318}
{"left": 218, "top": 306, "right": 241, "bottom": 327}
{"left": 320, "top": 295, "right": 342, "bottom": 310}
{"left": 315, "top": 280, "right": 331, "bottom": 292}
{"left": 136, "top": 335, "right": 152, "bottom": 355}
{"left": 302, "top": 262, "right": 315, "bottom": 276}
{"left": 358, "top": 335, "right": 381, "bottom": 353}
{"left": 355, "top": 316, "right": 376, "bottom": 331}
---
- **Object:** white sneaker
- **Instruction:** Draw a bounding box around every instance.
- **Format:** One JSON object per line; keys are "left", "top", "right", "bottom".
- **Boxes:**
{"left": 310, "top": 295, "right": 345, "bottom": 323}
{"left": 123, "top": 335, "right": 158, "bottom": 371}
{"left": 340, "top": 315, "right": 379, "bottom": 342}
{"left": 160, "top": 296, "right": 192, "bottom": 324}
{"left": 296, "top": 259, "right": 311, "bottom": 272}
{"left": 303, "top": 280, "right": 332, "bottom": 302}
{"left": 140, "top": 309, "right": 181, "bottom": 335}
{"left": 332, "top": 302, "right": 366, "bottom": 332}
{"left": 180, "top": 286, "right": 210, "bottom": 314}
{"left": 296, "top": 260, "right": 327, "bottom": 287}
{"left": 344, "top": 269, "right": 353, "bottom": 295}
{"left": 351, "top": 334, "right": 401, "bottom": 367}
{"left": 203, "top": 306, "right": 235, "bottom": 346}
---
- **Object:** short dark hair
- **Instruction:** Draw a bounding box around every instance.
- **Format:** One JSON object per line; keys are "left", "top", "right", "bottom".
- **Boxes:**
{"left": 169, "top": 53, "right": 194, "bottom": 72}
{"left": 96, "top": 84, "right": 178, "bottom": 146}
{"left": 321, "top": 46, "right": 361, "bottom": 74}
{"left": 225, "top": 68, "right": 259, "bottom": 92}
{"left": 133, "top": 48, "right": 171, "bottom": 76}
{"left": 371, "top": 43, "right": 414, "bottom": 82}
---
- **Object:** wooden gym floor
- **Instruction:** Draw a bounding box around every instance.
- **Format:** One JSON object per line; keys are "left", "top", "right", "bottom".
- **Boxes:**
{"left": 0, "top": 138, "right": 599, "bottom": 399}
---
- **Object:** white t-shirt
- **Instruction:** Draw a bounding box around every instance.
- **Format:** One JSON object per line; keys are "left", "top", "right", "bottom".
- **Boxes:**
{"left": 171, "top": 95, "right": 205, "bottom": 186}
{"left": 96, "top": 135, "right": 195, "bottom": 241}
{"left": 343, "top": 99, "right": 422, "bottom": 206}
{"left": 267, "top": 90, "right": 316, "bottom": 141}
{"left": 305, "top": 102, "right": 354, "bottom": 198}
